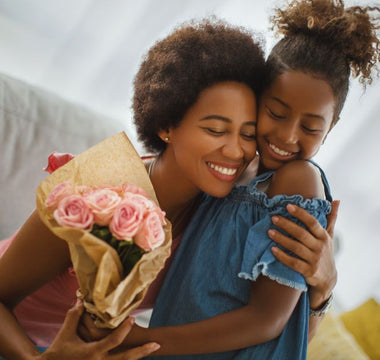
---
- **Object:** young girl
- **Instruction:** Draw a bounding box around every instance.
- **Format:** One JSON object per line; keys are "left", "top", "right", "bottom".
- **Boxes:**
{"left": 82, "top": 0, "right": 379, "bottom": 358}
{"left": 0, "top": 16, "right": 337, "bottom": 360}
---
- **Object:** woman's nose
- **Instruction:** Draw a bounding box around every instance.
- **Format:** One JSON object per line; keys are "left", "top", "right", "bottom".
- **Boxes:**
{"left": 222, "top": 137, "right": 244, "bottom": 160}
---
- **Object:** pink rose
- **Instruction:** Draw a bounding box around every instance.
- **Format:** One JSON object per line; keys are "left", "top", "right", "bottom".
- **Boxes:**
{"left": 84, "top": 188, "right": 121, "bottom": 226}
{"left": 122, "top": 183, "right": 149, "bottom": 197}
{"left": 54, "top": 195, "right": 94, "bottom": 230}
{"left": 124, "top": 193, "right": 166, "bottom": 224}
{"left": 134, "top": 211, "right": 165, "bottom": 251}
{"left": 45, "top": 182, "right": 76, "bottom": 210}
{"left": 109, "top": 197, "right": 144, "bottom": 240}
{"left": 44, "top": 152, "right": 74, "bottom": 174}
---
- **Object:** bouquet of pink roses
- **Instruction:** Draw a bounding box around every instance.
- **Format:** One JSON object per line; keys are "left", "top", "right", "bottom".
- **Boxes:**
{"left": 46, "top": 182, "right": 166, "bottom": 278}
{"left": 36, "top": 133, "right": 172, "bottom": 328}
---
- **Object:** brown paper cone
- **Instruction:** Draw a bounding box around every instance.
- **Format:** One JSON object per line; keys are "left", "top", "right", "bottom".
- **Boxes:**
{"left": 36, "top": 132, "right": 172, "bottom": 328}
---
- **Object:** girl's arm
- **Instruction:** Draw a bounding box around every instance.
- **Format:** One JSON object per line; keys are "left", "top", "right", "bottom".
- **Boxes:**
{"left": 82, "top": 275, "right": 301, "bottom": 355}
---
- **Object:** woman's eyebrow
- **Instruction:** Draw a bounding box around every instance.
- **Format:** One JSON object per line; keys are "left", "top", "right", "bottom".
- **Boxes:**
{"left": 200, "top": 115, "right": 232, "bottom": 122}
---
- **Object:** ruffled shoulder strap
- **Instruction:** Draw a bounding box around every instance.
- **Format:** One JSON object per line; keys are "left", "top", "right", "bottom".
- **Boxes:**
{"left": 306, "top": 159, "right": 333, "bottom": 202}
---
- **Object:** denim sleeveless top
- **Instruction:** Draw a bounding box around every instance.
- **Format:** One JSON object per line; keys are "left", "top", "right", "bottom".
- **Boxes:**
{"left": 149, "top": 161, "right": 332, "bottom": 359}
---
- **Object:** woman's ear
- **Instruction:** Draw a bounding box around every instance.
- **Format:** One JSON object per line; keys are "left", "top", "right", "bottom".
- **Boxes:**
{"left": 158, "top": 129, "right": 171, "bottom": 143}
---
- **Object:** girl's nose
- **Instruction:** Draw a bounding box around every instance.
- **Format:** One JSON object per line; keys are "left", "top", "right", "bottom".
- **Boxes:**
{"left": 279, "top": 121, "right": 299, "bottom": 144}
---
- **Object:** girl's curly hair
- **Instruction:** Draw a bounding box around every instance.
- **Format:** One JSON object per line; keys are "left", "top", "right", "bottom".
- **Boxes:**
{"left": 267, "top": 0, "right": 380, "bottom": 124}
{"left": 133, "top": 18, "right": 266, "bottom": 153}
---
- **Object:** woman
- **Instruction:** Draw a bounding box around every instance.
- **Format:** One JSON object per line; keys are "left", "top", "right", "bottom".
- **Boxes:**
{"left": 0, "top": 18, "right": 337, "bottom": 359}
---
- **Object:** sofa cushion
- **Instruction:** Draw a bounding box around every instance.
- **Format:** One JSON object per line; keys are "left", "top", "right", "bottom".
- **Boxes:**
{"left": 0, "top": 73, "right": 126, "bottom": 238}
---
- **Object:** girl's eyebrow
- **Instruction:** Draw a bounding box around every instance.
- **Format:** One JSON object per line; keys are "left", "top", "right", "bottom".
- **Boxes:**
{"left": 270, "top": 96, "right": 326, "bottom": 123}
{"left": 200, "top": 115, "right": 256, "bottom": 126}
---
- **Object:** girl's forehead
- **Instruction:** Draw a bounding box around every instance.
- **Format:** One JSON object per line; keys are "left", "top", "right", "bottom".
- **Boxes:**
{"left": 264, "top": 71, "right": 335, "bottom": 119}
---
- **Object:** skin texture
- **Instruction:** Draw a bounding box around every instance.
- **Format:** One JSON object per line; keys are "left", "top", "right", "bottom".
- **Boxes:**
{"left": 0, "top": 79, "right": 337, "bottom": 358}
{"left": 78, "top": 78, "right": 337, "bottom": 355}
{"left": 257, "top": 71, "right": 335, "bottom": 175}
{"left": 153, "top": 81, "right": 258, "bottom": 235}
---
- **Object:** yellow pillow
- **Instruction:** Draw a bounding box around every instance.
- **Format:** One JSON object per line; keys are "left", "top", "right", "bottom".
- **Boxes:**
{"left": 307, "top": 311, "right": 369, "bottom": 360}
{"left": 340, "top": 298, "right": 380, "bottom": 360}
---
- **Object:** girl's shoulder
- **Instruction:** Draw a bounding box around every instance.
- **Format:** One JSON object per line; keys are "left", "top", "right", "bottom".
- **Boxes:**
{"left": 266, "top": 160, "right": 326, "bottom": 200}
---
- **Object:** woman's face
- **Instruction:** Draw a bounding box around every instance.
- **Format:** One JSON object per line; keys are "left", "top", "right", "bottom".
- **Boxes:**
{"left": 164, "top": 81, "right": 257, "bottom": 198}
{"left": 257, "top": 71, "right": 335, "bottom": 173}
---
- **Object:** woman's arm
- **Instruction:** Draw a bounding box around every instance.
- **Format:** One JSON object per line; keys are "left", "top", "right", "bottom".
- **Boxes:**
{"left": 0, "top": 210, "right": 160, "bottom": 360}
{"left": 81, "top": 275, "right": 301, "bottom": 356}
{"left": 0, "top": 210, "right": 73, "bottom": 359}
{"left": 38, "top": 301, "right": 160, "bottom": 360}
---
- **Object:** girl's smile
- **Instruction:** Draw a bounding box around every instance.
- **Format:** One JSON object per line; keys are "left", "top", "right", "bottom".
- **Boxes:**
{"left": 257, "top": 71, "right": 335, "bottom": 173}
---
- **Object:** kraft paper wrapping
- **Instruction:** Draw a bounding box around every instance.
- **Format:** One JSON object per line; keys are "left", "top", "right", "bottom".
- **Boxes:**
{"left": 36, "top": 132, "right": 172, "bottom": 328}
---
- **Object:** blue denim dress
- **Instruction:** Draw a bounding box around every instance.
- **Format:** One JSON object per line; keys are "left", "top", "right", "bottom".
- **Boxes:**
{"left": 149, "top": 162, "right": 332, "bottom": 359}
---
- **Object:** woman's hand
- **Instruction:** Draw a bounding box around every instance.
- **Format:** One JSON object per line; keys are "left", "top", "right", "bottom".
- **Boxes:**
{"left": 38, "top": 300, "right": 160, "bottom": 360}
{"left": 268, "top": 200, "right": 340, "bottom": 308}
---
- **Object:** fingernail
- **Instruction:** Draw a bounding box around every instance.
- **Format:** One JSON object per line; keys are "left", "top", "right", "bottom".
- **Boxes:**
{"left": 268, "top": 229, "right": 275, "bottom": 237}
{"left": 287, "top": 204, "right": 296, "bottom": 212}
{"left": 271, "top": 247, "right": 279, "bottom": 254}
{"left": 149, "top": 343, "right": 161, "bottom": 351}
{"left": 271, "top": 216, "right": 279, "bottom": 223}
{"left": 129, "top": 317, "right": 135, "bottom": 325}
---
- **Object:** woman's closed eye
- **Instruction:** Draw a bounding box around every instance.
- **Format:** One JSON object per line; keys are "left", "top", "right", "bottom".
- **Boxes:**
{"left": 202, "top": 127, "right": 226, "bottom": 136}
{"left": 240, "top": 132, "right": 256, "bottom": 141}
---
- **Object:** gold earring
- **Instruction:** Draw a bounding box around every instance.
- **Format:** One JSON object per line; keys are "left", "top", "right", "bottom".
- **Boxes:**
{"left": 164, "top": 136, "right": 169, "bottom": 142}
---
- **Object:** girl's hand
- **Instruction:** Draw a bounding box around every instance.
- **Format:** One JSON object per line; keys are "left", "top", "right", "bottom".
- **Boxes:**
{"left": 268, "top": 200, "right": 340, "bottom": 308}
{"left": 38, "top": 300, "right": 160, "bottom": 360}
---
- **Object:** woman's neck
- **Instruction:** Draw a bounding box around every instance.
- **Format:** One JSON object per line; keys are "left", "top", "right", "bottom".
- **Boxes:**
{"left": 148, "top": 153, "right": 201, "bottom": 236}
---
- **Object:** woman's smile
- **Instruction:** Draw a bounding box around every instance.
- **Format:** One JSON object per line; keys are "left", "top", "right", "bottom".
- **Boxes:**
{"left": 206, "top": 161, "right": 240, "bottom": 181}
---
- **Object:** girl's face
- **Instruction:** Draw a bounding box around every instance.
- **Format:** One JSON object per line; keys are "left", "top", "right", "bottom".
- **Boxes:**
{"left": 257, "top": 71, "right": 335, "bottom": 173}
{"left": 163, "top": 81, "right": 257, "bottom": 198}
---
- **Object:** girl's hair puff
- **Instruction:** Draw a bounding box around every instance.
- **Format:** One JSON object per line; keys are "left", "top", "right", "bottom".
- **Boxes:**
{"left": 267, "top": 0, "right": 380, "bottom": 124}
{"left": 133, "top": 18, "right": 265, "bottom": 153}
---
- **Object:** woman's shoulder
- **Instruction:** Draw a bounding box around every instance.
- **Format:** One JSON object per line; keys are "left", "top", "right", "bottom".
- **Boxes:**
{"left": 266, "top": 160, "right": 325, "bottom": 200}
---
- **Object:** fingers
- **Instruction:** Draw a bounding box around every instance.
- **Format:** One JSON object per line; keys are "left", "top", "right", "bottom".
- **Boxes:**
{"left": 95, "top": 317, "right": 135, "bottom": 353}
{"left": 284, "top": 204, "right": 328, "bottom": 240}
{"left": 271, "top": 215, "right": 320, "bottom": 252}
{"left": 268, "top": 228, "right": 315, "bottom": 261}
{"left": 78, "top": 312, "right": 105, "bottom": 342}
{"left": 110, "top": 342, "right": 161, "bottom": 360}
{"left": 326, "top": 200, "right": 340, "bottom": 238}
{"left": 61, "top": 299, "right": 84, "bottom": 335}
{"left": 271, "top": 247, "right": 311, "bottom": 276}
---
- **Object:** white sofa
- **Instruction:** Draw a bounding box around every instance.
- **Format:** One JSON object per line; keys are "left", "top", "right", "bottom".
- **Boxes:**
{"left": 0, "top": 73, "right": 126, "bottom": 239}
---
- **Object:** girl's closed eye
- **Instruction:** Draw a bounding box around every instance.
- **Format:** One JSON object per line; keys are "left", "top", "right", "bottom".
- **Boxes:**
{"left": 265, "top": 105, "right": 286, "bottom": 120}
{"left": 301, "top": 125, "right": 323, "bottom": 134}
